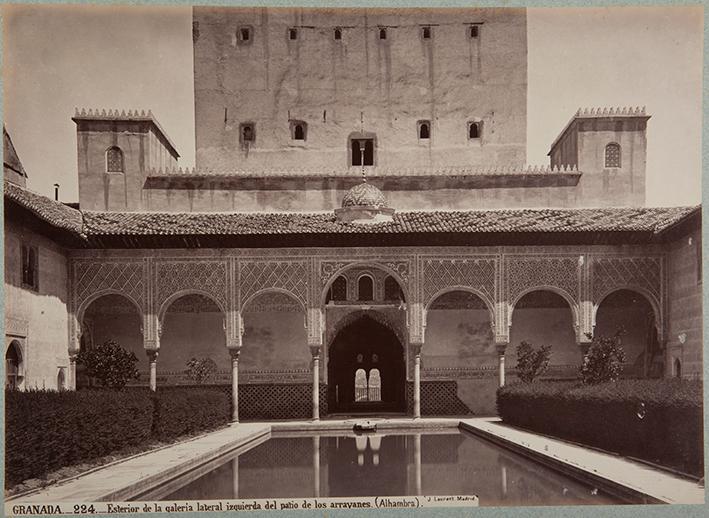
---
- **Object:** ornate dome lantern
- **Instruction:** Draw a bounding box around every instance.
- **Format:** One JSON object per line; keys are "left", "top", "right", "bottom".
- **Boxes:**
{"left": 335, "top": 180, "right": 394, "bottom": 223}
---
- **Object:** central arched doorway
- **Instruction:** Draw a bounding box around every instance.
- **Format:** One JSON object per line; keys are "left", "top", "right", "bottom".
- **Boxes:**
{"left": 328, "top": 315, "right": 405, "bottom": 414}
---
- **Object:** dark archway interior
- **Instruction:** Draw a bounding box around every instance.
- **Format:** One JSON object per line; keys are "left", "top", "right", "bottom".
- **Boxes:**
{"left": 595, "top": 289, "right": 658, "bottom": 378}
{"left": 328, "top": 315, "right": 405, "bottom": 414}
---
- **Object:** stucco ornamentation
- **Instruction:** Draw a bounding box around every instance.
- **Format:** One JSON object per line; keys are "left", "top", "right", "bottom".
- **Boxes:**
{"left": 239, "top": 260, "right": 309, "bottom": 309}
{"left": 422, "top": 257, "right": 497, "bottom": 309}
{"left": 156, "top": 260, "right": 227, "bottom": 312}
{"left": 74, "top": 260, "right": 145, "bottom": 315}
{"left": 506, "top": 255, "right": 580, "bottom": 305}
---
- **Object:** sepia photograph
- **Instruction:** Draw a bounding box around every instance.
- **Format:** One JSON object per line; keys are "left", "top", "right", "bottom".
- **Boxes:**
{"left": 2, "top": 1, "right": 705, "bottom": 514}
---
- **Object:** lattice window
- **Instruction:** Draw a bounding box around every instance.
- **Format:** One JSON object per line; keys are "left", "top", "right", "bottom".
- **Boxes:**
{"left": 605, "top": 143, "right": 621, "bottom": 168}
{"left": 358, "top": 275, "right": 374, "bottom": 301}
{"left": 106, "top": 147, "right": 124, "bottom": 173}
{"left": 326, "top": 275, "right": 347, "bottom": 303}
{"left": 384, "top": 275, "right": 404, "bottom": 302}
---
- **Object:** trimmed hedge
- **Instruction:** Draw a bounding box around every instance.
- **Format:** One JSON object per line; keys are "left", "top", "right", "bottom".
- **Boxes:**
{"left": 152, "top": 387, "right": 230, "bottom": 441}
{"left": 497, "top": 379, "right": 704, "bottom": 477}
{"left": 6, "top": 389, "right": 153, "bottom": 487}
{"left": 6, "top": 387, "right": 231, "bottom": 488}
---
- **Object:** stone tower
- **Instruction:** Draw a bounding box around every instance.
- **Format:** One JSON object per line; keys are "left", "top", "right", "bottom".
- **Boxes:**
{"left": 73, "top": 109, "right": 179, "bottom": 211}
{"left": 548, "top": 107, "right": 649, "bottom": 207}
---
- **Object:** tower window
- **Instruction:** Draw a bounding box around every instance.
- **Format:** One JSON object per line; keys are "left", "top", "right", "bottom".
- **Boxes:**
{"left": 21, "top": 244, "right": 38, "bottom": 291}
{"left": 421, "top": 26, "right": 432, "bottom": 39}
{"left": 351, "top": 138, "right": 374, "bottom": 166}
{"left": 237, "top": 26, "right": 253, "bottom": 44}
{"left": 289, "top": 28, "right": 298, "bottom": 40}
{"left": 334, "top": 28, "right": 342, "bottom": 40}
{"left": 418, "top": 120, "right": 431, "bottom": 140}
{"left": 468, "top": 121, "right": 482, "bottom": 139}
{"left": 358, "top": 275, "right": 374, "bottom": 301}
{"left": 290, "top": 120, "right": 307, "bottom": 141}
{"left": 469, "top": 25, "right": 479, "bottom": 38}
{"left": 106, "top": 146, "right": 124, "bottom": 173}
{"left": 240, "top": 123, "right": 255, "bottom": 144}
{"left": 605, "top": 142, "right": 621, "bottom": 168}
{"left": 379, "top": 28, "right": 387, "bottom": 40}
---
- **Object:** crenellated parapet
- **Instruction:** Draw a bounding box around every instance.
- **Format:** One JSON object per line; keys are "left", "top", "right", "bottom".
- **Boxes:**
{"left": 575, "top": 106, "right": 647, "bottom": 118}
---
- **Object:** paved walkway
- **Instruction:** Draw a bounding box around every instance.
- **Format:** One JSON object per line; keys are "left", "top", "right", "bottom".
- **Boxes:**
{"left": 9, "top": 423, "right": 270, "bottom": 503}
{"left": 460, "top": 418, "right": 705, "bottom": 505}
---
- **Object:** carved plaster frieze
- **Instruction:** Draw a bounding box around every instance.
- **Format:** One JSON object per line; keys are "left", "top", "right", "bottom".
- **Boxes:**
{"left": 506, "top": 255, "right": 580, "bottom": 305}
{"left": 155, "top": 260, "right": 227, "bottom": 311}
{"left": 74, "top": 260, "right": 145, "bottom": 314}
{"left": 421, "top": 256, "right": 497, "bottom": 309}
{"left": 239, "top": 260, "right": 309, "bottom": 309}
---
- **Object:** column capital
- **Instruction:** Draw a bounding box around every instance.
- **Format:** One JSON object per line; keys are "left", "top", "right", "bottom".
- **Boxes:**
{"left": 228, "top": 347, "right": 241, "bottom": 360}
{"left": 226, "top": 337, "right": 242, "bottom": 349}
{"left": 410, "top": 342, "right": 423, "bottom": 356}
{"left": 495, "top": 343, "right": 508, "bottom": 355}
{"left": 68, "top": 352, "right": 79, "bottom": 363}
{"left": 146, "top": 349, "right": 159, "bottom": 362}
{"left": 309, "top": 345, "right": 322, "bottom": 359}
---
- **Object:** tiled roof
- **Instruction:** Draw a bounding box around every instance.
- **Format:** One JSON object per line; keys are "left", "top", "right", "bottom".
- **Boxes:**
{"left": 4, "top": 180, "right": 84, "bottom": 235}
{"left": 83, "top": 206, "right": 697, "bottom": 237}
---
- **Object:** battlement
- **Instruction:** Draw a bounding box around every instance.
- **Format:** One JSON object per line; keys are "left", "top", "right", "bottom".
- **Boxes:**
{"left": 575, "top": 106, "right": 647, "bottom": 118}
{"left": 72, "top": 107, "right": 179, "bottom": 158}
{"left": 146, "top": 164, "right": 579, "bottom": 178}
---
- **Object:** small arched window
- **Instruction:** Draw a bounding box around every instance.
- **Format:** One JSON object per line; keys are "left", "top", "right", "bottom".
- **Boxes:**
{"left": 674, "top": 358, "right": 682, "bottom": 378}
{"left": 21, "top": 244, "right": 38, "bottom": 291}
{"left": 354, "top": 369, "right": 368, "bottom": 402}
{"left": 379, "top": 28, "right": 387, "bottom": 40}
{"left": 605, "top": 143, "right": 621, "bottom": 168}
{"left": 106, "top": 147, "right": 124, "bottom": 173}
{"left": 6, "top": 341, "right": 23, "bottom": 390}
{"left": 368, "top": 369, "right": 381, "bottom": 402}
{"left": 57, "top": 368, "right": 66, "bottom": 391}
{"left": 468, "top": 121, "right": 482, "bottom": 139}
{"left": 334, "top": 28, "right": 342, "bottom": 40}
{"left": 384, "top": 276, "right": 404, "bottom": 302}
{"left": 358, "top": 275, "right": 374, "bottom": 301}
{"left": 327, "top": 275, "right": 348, "bottom": 303}
{"left": 421, "top": 26, "right": 432, "bottom": 39}
{"left": 418, "top": 121, "right": 430, "bottom": 140}
{"left": 290, "top": 121, "right": 307, "bottom": 141}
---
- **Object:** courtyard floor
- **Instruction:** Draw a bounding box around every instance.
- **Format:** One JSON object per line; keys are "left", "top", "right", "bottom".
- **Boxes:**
{"left": 7, "top": 417, "right": 704, "bottom": 505}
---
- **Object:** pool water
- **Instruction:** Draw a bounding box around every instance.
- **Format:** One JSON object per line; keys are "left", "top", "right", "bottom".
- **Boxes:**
{"left": 145, "top": 430, "right": 621, "bottom": 506}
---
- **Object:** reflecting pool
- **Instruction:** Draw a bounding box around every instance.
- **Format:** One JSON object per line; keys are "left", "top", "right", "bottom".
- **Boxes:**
{"left": 144, "top": 430, "right": 622, "bottom": 506}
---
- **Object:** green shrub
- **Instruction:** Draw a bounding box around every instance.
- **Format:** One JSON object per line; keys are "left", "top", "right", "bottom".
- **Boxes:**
{"left": 580, "top": 330, "right": 626, "bottom": 384}
{"left": 76, "top": 340, "right": 140, "bottom": 390}
{"left": 497, "top": 379, "right": 703, "bottom": 477}
{"left": 185, "top": 357, "right": 218, "bottom": 384}
{"left": 5, "top": 389, "right": 153, "bottom": 487}
{"left": 151, "top": 387, "right": 230, "bottom": 441}
{"left": 515, "top": 341, "right": 552, "bottom": 382}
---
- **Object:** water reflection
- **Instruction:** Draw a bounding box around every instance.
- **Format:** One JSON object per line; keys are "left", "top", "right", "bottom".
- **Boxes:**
{"left": 161, "top": 431, "right": 621, "bottom": 506}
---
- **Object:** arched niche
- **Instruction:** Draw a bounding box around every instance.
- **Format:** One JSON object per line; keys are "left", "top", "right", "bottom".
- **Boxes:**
{"left": 241, "top": 290, "right": 309, "bottom": 374}
{"left": 6, "top": 340, "right": 24, "bottom": 390}
{"left": 594, "top": 289, "right": 660, "bottom": 378}
{"left": 160, "top": 292, "right": 228, "bottom": 383}
{"left": 510, "top": 290, "right": 580, "bottom": 368}
{"left": 424, "top": 289, "right": 496, "bottom": 369}
{"left": 321, "top": 263, "right": 408, "bottom": 306}
{"left": 80, "top": 293, "right": 144, "bottom": 385}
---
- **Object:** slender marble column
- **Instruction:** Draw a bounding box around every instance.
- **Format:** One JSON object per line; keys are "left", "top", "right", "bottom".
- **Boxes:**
{"left": 496, "top": 344, "right": 507, "bottom": 388}
{"left": 229, "top": 348, "right": 241, "bottom": 423}
{"left": 68, "top": 353, "right": 78, "bottom": 391}
{"left": 310, "top": 346, "right": 321, "bottom": 421}
{"left": 147, "top": 350, "right": 159, "bottom": 392}
{"left": 412, "top": 344, "right": 422, "bottom": 419}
